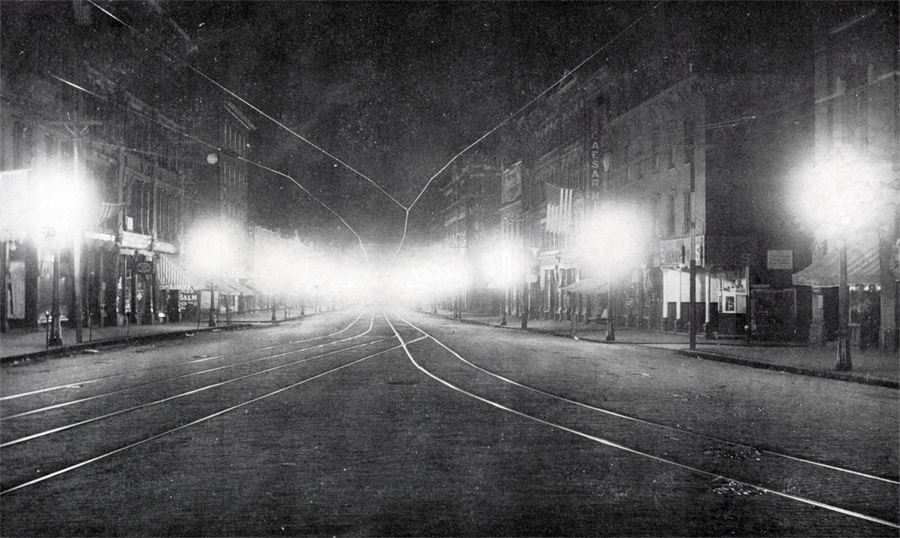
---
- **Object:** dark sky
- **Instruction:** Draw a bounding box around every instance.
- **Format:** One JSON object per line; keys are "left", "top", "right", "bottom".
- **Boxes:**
{"left": 2, "top": 1, "right": 866, "bottom": 253}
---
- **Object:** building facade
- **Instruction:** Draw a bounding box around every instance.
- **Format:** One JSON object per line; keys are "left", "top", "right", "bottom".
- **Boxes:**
{"left": 596, "top": 74, "right": 814, "bottom": 339}
{"left": 437, "top": 151, "right": 501, "bottom": 314}
{"left": 792, "top": 5, "right": 900, "bottom": 350}
{"left": 1, "top": 67, "right": 196, "bottom": 333}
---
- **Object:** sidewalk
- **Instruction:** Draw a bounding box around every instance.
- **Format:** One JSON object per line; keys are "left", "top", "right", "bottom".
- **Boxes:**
{"left": 0, "top": 310, "right": 299, "bottom": 364}
{"left": 431, "top": 310, "right": 899, "bottom": 389}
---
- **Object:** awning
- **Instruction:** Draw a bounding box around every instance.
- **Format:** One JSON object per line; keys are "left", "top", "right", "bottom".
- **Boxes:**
{"left": 157, "top": 253, "right": 206, "bottom": 292}
{"left": 792, "top": 244, "right": 881, "bottom": 288}
{"left": 561, "top": 277, "right": 607, "bottom": 295}
{"left": 222, "top": 279, "right": 256, "bottom": 296}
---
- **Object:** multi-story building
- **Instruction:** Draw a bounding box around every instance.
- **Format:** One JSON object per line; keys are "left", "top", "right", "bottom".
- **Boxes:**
{"left": 792, "top": 5, "right": 899, "bottom": 350}
{"left": 187, "top": 100, "right": 258, "bottom": 316}
{"left": 597, "top": 74, "right": 813, "bottom": 338}
{"left": 1, "top": 66, "right": 198, "bottom": 334}
{"left": 437, "top": 150, "right": 501, "bottom": 313}
{"left": 498, "top": 69, "right": 611, "bottom": 323}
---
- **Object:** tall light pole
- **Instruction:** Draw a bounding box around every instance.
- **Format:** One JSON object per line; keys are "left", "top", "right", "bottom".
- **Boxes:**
{"left": 605, "top": 279, "right": 615, "bottom": 341}
{"left": 792, "top": 148, "right": 895, "bottom": 371}
{"left": 47, "top": 247, "right": 63, "bottom": 347}
{"left": 836, "top": 237, "right": 852, "bottom": 370}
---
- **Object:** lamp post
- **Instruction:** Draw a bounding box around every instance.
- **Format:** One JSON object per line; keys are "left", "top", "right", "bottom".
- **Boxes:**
{"left": 48, "top": 247, "right": 64, "bottom": 346}
{"left": 208, "top": 278, "right": 217, "bottom": 327}
{"left": 606, "top": 280, "right": 616, "bottom": 341}
{"left": 792, "top": 147, "right": 897, "bottom": 370}
{"left": 836, "top": 238, "right": 852, "bottom": 370}
{"left": 575, "top": 200, "right": 649, "bottom": 343}
{"left": 186, "top": 220, "right": 236, "bottom": 330}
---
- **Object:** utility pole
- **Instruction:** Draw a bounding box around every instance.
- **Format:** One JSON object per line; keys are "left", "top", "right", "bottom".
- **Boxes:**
{"left": 50, "top": 114, "right": 101, "bottom": 344}
{"left": 836, "top": 238, "right": 852, "bottom": 370}
{"left": 688, "top": 123, "right": 697, "bottom": 351}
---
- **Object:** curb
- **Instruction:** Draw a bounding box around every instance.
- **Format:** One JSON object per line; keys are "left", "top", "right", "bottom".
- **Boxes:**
{"left": 1, "top": 323, "right": 253, "bottom": 365}
{"left": 673, "top": 349, "right": 900, "bottom": 390}
{"left": 429, "top": 313, "right": 899, "bottom": 390}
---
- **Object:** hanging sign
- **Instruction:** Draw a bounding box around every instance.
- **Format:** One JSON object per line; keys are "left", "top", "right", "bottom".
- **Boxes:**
{"left": 135, "top": 261, "right": 153, "bottom": 274}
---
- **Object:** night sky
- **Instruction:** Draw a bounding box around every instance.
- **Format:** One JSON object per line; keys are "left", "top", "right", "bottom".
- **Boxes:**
{"left": 1, "top": 1, "right": 866, "bottom": 253}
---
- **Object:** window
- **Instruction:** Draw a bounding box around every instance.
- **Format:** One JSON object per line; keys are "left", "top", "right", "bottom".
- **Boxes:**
{"left": 636, "top": 136, "right": 644, "bottom": 178}
{"left": 683, "top": 191, "right": 692, "bottom": 235}
{"left": 666, "top": 193, "right": 675, "bottom": 237}
{"left": 684, "top": 119, "right": 694, "bottom": 165}
{"left": 666, "top": 121, "right": 675, "bottom": 169}
{"left": 651, "top": 193, "right": 661, "bottom": 237}
{"left": 651, "top": 128, "right": 660, "bottom": 171}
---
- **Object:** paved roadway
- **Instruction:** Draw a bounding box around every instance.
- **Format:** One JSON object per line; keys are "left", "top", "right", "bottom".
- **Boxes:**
{"left": 1, "top": 309, "right": 897, "bottom": 536}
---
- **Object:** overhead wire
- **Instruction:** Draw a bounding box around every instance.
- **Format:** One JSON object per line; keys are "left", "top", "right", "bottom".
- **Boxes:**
{"left": 47, "top": 71, "right": 372, "bottom": 266}
{"left": 82, "top": 0, "right": 383, "bottom": 265}
{"left": 86, "top": 0, "right": 407, "bottom": 213}
{"left": 389, "top": 1, "right": 663, "bottom": 265}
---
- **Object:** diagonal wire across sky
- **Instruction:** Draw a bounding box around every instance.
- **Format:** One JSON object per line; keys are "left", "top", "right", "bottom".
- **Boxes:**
{"left": 86, "top": 0, "right": 661, "bottom": 269}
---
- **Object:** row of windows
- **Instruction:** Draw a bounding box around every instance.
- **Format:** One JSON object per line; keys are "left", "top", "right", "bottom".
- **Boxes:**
{"left": 611, "top": 119, "right": 694, "bottom": 188}
{"left": 124, "top": 113, "right": 179, "bottom": 171}
{"left": 648, "top": 191, "right": 692, "bottom": 239}
{"left": 125, "top": 179, "right": 181, "bottom": 241}
{"left": 222, "top": 122, "right": 247, "bottom": 159}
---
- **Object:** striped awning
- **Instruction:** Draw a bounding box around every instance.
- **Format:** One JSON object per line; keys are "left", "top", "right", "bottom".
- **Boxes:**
{"left": 561, "top": 277, "right": 608, "bottom": 295}
{"left": 157, "top": 253, "right": 205, "bottom": 292}
{"left": 792, "top": 244, "right": 882, "bottom": 288}
{"left": 223, "top": 279, "right": 256, "bottom": 296}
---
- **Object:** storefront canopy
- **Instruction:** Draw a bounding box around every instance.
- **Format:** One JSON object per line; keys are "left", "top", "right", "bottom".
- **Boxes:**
{"left": 157, "top": 253, "right": 206, "bottom": 292}
{"left": 560, "top": 277, "right": 607, "bottom": 295}
{"left": 792, "top": 245, "right": 881, "bottom": 288}
{"left": 223, "top": 279, "right": 256, "bottom": 296}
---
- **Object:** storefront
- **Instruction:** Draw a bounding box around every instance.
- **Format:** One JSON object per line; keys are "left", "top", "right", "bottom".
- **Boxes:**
{"left": 659, "top": 235, "right": 756, "bottom": 336}
{"left": 792, "top": 238, "right": 894, "bottom": 350}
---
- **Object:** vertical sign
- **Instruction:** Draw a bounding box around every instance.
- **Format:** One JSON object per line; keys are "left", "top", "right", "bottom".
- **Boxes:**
{"left": 589, "top": 139, "right": 602, "bottom": 191}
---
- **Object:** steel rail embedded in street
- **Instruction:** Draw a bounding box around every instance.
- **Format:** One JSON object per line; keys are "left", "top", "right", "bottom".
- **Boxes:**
{"left": 385, "top": 311, "right": 900, "bottom": 531}
{"left": 0, "top": 334, "right": 391, "bottom": 448}
{"left": 0, "top": 312, "right": 366, "bottom": 402}
{"left": 1, "top": 314, "right": 372, "bottom": 419}
{"left": 0, "top": 335, "right": 425, "bottom": 497}
{"left": 395, "top": 312, "right": 899, "bottom": 487}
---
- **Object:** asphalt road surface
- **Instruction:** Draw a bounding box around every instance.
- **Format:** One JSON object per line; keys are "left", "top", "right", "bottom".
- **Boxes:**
{"left": 1, "top": 309, "right": 897, "bottom": 536}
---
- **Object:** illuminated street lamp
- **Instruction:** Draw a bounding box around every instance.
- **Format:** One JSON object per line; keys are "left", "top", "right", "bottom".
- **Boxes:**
{"left": 577, "top": 200, "right": 649, "bottom": 342}
{"left": 185, "top": 220, "right": 236, "bottom": 328}
{"left": 793, "top": 146, "right": 897, "bottom": 370}
{"left": 29, "top": 164, "right": 93, "bottom": 347}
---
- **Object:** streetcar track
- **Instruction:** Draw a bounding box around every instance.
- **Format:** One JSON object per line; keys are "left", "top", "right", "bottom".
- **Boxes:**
{"left": 0, "top": 335, "right": 395, "bottom": 448}
{"left": 0, "top": 311, "right": 367, "bottom": 403}
{"left": 385, "top": 312, "right": 900, "bottom": 530}
{"left": 397, "top": 312, "right": 900, "bottom": 486}
{"left": 0, "top": 336, "right": 427, "bottom": 497}
{"left": 2, "top": 313, "right": 377, "bottom": 420}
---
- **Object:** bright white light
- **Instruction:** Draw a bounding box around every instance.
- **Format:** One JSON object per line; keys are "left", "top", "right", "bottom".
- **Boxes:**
{"left": 184, "top": 219, "right": 239, "bottom": 277}
{"left": 380, "top": 245, "right": 470, "bottom": 307}
{"left": 791, "top": 145, "right": 896, "bottom": 240}
{"left": 576, "top": 200, "right": 650, "bottom": 276}
{"left": 19, "top": 162, "right": 96, "bottom": 247}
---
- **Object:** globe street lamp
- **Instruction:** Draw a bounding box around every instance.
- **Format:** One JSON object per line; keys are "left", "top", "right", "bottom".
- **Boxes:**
{"left": 185, "top": 220, "right": 236, "bottom": 329}
{"left": 31, "top": 164, "right": 93, "bottom": 347}
{"left": 576, "top": 200, "right": 649, "bottom": 343}
{"left": 793, "top": 146, "right": 897, "bottom": 370}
